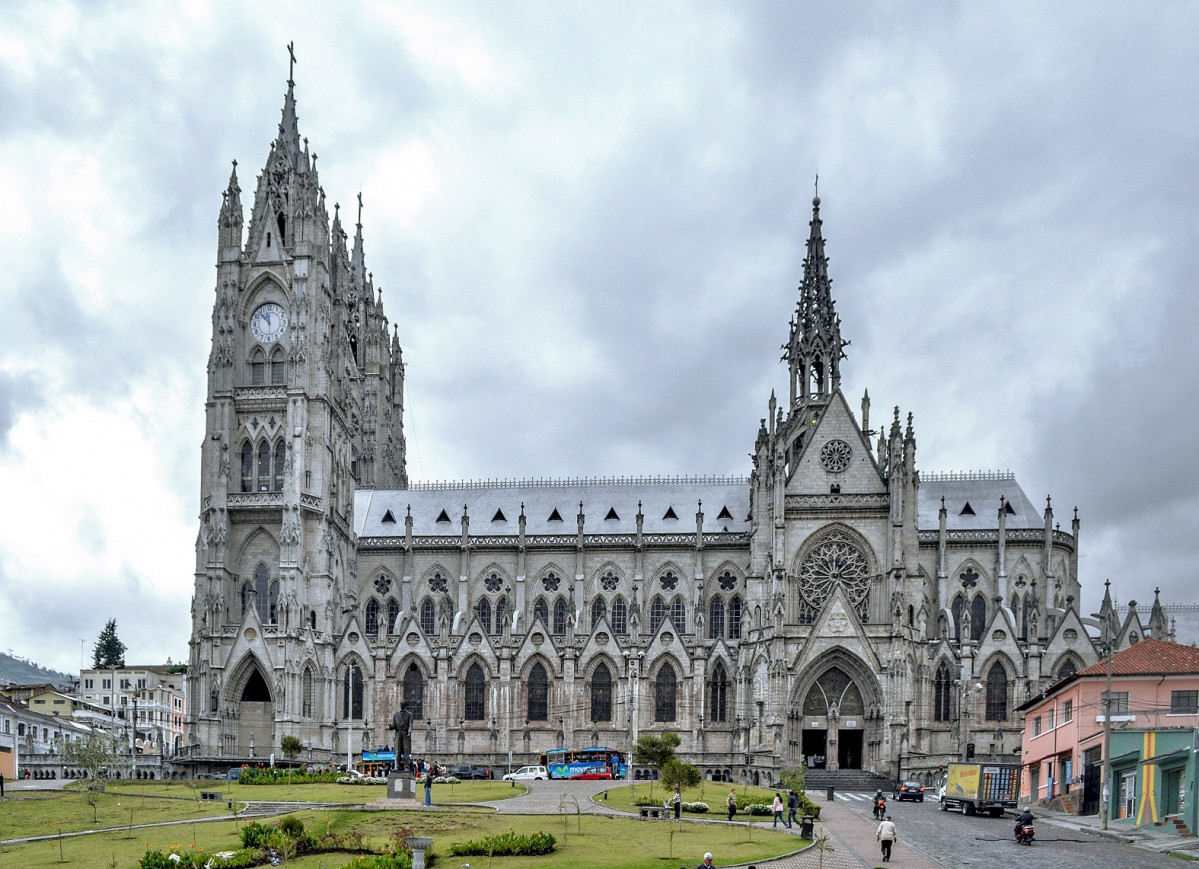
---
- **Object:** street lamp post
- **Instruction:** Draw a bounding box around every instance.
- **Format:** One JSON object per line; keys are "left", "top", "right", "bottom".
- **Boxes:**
{"left": 958, "top": 681, "right": 983, "bottom": 761}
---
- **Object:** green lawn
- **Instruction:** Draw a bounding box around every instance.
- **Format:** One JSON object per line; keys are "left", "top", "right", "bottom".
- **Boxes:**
{"left": 0, "top": 789, "right": 229, "bottom": 841}
{"left": 600, "top": 780, "right": 779, "bottom": 815}
{"left": 0, "top": 797, "right": 804, "bottom": 868}
{"left": 99, "top": 778, "right": 523, "bottom": 805}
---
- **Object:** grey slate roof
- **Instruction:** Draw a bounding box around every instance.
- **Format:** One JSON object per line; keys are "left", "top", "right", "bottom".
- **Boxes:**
{"left": 355, "top": 477, "right": 753, "bottom": 538}
{"left": 355, "top": 471, "right": 1045, "bottom": 539}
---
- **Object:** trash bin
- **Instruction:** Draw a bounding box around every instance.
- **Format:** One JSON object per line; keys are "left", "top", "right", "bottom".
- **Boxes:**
{"left": 826, "top": 786, "right": 834, "bottom": 801}
{"left": 801, "top": 814, "right": 814, "bottom": 838}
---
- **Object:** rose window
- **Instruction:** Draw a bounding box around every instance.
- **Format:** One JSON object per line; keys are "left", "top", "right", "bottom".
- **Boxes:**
{"left": 718, "top": 571, "right": 737, "bottom": 591}
{"left": 819, "top": 439, "right": 852, "bottom": 473}
{"left": 798, "top": 532, "right": 870, "bottom": 622}
{"left": 484, "top": 573, "right": 503, "bottom": 593}
{"left": 374, "top": 576, "right": 392, "bottom": 594}
{"left": 601, "top": 572, "right": 619, "bottom": 592}
{"left": 429, "top": 573, "right": 448, "bottom": 593}
{"left": 659, "top": 572, "right": 678, "bottom": 591}
{"left": 542, "top": 573, "right": 561, "bottom": 592}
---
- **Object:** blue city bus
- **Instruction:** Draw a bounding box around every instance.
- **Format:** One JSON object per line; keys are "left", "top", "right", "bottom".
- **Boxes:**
{"left": 537, "top": 747, "right": 627, "bottom": 779}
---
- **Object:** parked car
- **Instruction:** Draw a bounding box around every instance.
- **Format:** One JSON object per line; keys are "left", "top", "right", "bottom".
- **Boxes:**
{"left": 568, "top": 765, "right": 613, "bottom": 781}
{"left": 502, "top": 765, "right": 548, "bottom": 781}
{"left": 227, "top": 767, "right": 243, "bottom": 781}
{"left": 448, "top": 764, "right": 490, "bottom": 780}
{"left": 893, "top": 780, "right": 925, "bottom": 802}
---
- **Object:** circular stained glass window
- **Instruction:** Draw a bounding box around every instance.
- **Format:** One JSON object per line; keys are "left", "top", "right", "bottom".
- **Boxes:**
{"left": 484, "top": 573, "right": 503, "bottom": 593}
{"left": 429, "top": 573, "right": 448, "bottom": 593}
{"left": 718, "top": 571, "right": 737, "bottom": 591}
{"left": 374, "top": 576, "right": 392, "bottom": 594}
{"left": 601, "top": 572, "right": 619, "bottom": 592}
{"left": 799, "top": 531, "right": 870, "bottom": 610}
{"left": 542, "top": 573, "right": 561, "bottom": 592}
{"left": 819, "top": 439, "right": 852, "bottom": 473}
{"left": 660, "top": 572, "right": 678, "bottom": 591}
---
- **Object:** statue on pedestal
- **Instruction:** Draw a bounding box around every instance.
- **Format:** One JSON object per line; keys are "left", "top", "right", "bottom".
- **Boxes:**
{"left": 388, "top": 701, "right": 414, "bottom": 770}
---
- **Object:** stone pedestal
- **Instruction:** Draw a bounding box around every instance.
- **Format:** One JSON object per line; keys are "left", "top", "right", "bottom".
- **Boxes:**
{"left": 407, "top": 836, "right": 433, "bottom": 869}
{"left": 387, "top": 772, "right": 414, "bottom": 800}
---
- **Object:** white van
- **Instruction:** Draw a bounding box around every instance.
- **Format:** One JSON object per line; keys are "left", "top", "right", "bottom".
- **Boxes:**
{"left": 502, "top": 765, "right": 548, "bottom": 781}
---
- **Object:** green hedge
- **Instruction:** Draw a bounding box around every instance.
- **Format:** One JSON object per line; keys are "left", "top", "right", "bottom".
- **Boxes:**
{"left": 450, "top": 830, "right": 556, "bottom": 857}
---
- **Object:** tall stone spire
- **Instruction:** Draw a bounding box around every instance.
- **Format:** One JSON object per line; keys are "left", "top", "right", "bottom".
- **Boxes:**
{"left": 784, "top": 192, "right": 848, "bottom": 408}
{"left": 278, "top": 42, "right": 303, "bottom": 170}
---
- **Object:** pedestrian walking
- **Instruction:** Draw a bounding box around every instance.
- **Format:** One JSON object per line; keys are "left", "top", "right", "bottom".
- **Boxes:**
{"left": 673, "top": 786, "right": 682, "bottom": 819}
{"left": 786, "top": 789, "right": 798, "bottom": 828}
{"left": 772, "top": 792, "right": 784, "bottom": 827}
{"left": 726, "top": 789, "right": 737, "bottom": 821}
{"left": 877, "top": 814, "right": 897, "bottom": 862}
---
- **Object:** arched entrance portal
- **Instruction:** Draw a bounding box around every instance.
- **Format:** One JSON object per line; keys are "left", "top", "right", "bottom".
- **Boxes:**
{"left": 799, "top": 667, "right": 866, "bottom": 770}
{"left": 231, "top": 661, "right": 274, "bottom": 757}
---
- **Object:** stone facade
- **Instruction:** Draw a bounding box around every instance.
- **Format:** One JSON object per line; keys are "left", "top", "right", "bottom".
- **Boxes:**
{"left": 186, "top": 71, "right": 1166, "bottom": 784}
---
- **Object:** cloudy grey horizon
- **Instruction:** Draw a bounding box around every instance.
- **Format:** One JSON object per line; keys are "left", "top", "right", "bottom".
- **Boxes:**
{"left": 1, "top": 1, "right": 1195, "bottom": 673}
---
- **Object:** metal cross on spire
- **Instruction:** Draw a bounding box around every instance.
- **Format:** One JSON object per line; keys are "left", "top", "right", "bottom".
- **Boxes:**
{"left": 357, "top": 191, "right": 364, "bottom": 227}
{"left": 814, "top": 173, "right": 819, "bottom": 200}
{"left": 287, "top": 41, "right": 296, "bottom": 86}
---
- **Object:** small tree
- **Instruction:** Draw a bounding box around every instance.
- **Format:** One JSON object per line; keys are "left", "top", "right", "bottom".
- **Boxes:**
{"left": 280, "top": 735, "right": 303, "bottom": 762}
{"left": 61, "top": 732, "right": 120, "bottom": 822}
{"left": 779, "top": 765, "right": 806, "bottom": 796}
{"left": 660, "top": 758, "right": 701, "bottom": 794}
{"left": 92, "top": 619, "right": 127, "bottom": 669}
{"left": 632, "top": 731, "right": 680, "bottom": 799}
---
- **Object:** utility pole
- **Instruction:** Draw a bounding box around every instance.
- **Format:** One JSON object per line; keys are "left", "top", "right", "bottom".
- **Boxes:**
{"left": 1101, "top": 621, "right": 1114, "bottom": 831}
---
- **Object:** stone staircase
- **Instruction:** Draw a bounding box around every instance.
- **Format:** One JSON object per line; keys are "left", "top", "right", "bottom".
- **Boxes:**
{"left": 238, "top": 800, "right": 346, "bottom": 818}
{"left": 802, "top": 769, "right": 894, "bottom": 793}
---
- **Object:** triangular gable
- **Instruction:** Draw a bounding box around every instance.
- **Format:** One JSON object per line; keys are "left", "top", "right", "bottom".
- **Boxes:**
{"left": 334, "top": 616, "right": 371, "bottom": 662}
{"left": 577, "top": 614, "right": 623, "bottom": 663}
{"left": 511, "top": 622, "right": 561, "bottom": 667}
{"left": 787, "top": 391, "right": 885, "bottom": 495}
{"left": 453, "top": 615, "right": 499, "bottom": 660}
{"left": 387, "top": 623, "right": 434, "bottom": 672}
{"left": 1117, "top": 607, "right": 1147, "bottom": 648}
{"left": 793, "top": 583, "right": 882, "bottom": 672}
{"left": 645, "top": 620, "right": 690, "bottom": 670}
{"left": 1039, "top": 607, "right": 1098, "bottom": 681}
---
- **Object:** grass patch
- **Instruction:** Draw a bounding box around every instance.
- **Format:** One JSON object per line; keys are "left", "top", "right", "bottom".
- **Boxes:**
{"left": 600, "top": 781, "right": 781, "bottom": 816}
{"left": 0, "top": 805, "right": 802, "bottom": 868}
{"left": 100, "top": 778, "right": 521, "bottom": 806}
{"left": 0, "top": 789, "right": 228, "bottom": 841}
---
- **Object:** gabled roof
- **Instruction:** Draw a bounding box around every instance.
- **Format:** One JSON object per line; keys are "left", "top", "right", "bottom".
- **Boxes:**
{"left": 1075, "top": 636, "right": 1199, "bottom": 677}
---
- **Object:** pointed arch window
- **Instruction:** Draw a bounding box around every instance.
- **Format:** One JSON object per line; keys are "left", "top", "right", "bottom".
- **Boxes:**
{"left": 270, "top": 347, "right": 286, "bottom": 385}
{"left": 267, "top": 580, "right": 279, "bottom": 624}
{"left": 1058, "top": 659, "right": 1077, "bottom": 680}
{"left": 403, "top": 664, "right": 424, "bottom": 719}
{"left": 591, "top": 663, "right": 612, "bottom": 722}
{"left": 709, "top": 597, "right": 725, "bottom": 639}
{"left": 342, "top": 662, "right": 363, "bottom": 720}
{"left": 273, "top": 440, "right": 285, "bottom": 491}
{"left": 464, "top": 662, "right": 486, "bottom": 721}
{"left": 475, "top": 598, "right": 492, "bottom": 634}
{"left": 240, "top": 442, "right": 253, "bottom": 492}
{"left": 527, "top": 663, "right": 549, "bottom": 721}
{"left": 301, "top": 667, "right": 314, "bottom": 718}
{"left": 250, "top": 348, "right": 266, "bottom": 385}
{"left": 552, "top": 598, "right": 567, "bottom": 635}
{"left": 985, "top": 662, "right": 1008, "bottom": 721}
{"left": 708, "top": 661, "right": 728, "bottom": 722}
{"left": 612, "top": 597, "right": 628, "bottom": 635}
{"left": 670, "top": 596, "right": 687, "bottom": 632}
{"left": 933, "top": 662, "right": 953, "bottom": 722}
{"left": 728, "top": 596, "right": 743, "bottom": 639}
{"left": 387, "top": 599, "right": 399, "bottom": 635}
{"left": 254, "top": 563, "right": 269, "bottom": 622}
{"left": 419, "top": 599, "right": 436, "bottom": 636}
{"left": 951, "top": 595, "right": 965, "bottom": 640}
{"left": 650, "top": 597, "right": 666, "bottom": 634}
{"left": 494, "top": 597, "right": 509, "bottom": 635}
{"left": 257, "top": 441, "right": 271, "bottom": 492}
{"left": 591, "top": 597, "right": 607, "bottom": 630}
{"left": 655, "top": 663, "right": 677, "bottom": 722}
{"left": 365, "top": 599, "right": 380, "bottom": 637}
{"left": 534, "top": 597, "right": 549, "bottom": 627}
{"left": 970, "top": 595, "right": 986, "bottom": 642}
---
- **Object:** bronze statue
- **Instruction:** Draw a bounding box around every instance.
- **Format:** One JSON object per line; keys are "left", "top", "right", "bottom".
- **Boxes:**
{"left": 388, "top": 701, "right": 414, "bottom": 769}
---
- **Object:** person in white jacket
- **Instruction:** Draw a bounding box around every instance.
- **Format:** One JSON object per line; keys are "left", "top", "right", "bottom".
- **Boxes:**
{"left": 876, "top": 815, "right": 897, "bottom": 862}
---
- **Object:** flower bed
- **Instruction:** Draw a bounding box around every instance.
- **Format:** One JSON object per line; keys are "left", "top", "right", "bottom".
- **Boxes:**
{"left": 449, "top": 830, "right": 556, "bottom": 857}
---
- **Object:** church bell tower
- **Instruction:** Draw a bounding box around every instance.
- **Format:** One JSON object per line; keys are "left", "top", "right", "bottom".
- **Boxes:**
{"left": 187, "top": 50, "right": 406, "bottom": 761}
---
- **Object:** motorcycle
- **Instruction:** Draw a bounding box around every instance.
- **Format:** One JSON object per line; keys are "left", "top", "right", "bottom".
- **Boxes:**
{"left": 1014, "top": 822, "right": 1035, "bottom": 845}
{"left": 873, "top": 799, "right": 887, "bottom": 820}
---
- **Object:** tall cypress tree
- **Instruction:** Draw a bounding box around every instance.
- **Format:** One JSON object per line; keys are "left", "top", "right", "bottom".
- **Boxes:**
{"left": 92, "top": 618, "right": 127, "bottom": 668}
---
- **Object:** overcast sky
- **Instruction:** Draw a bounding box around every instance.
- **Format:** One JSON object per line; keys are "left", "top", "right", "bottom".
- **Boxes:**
{"left": 1, "top": 1, "right": 1195, "bottom": 674}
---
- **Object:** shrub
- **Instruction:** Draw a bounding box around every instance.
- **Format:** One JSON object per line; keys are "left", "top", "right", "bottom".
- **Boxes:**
{"left": 278, "top": 816, "right": 306, "bottom": 839}
{"left": 683, "top": 801, "right": 709, "bottom": 813}
{"left": 239, "top": 821, "right": 273, "bottom": 849}
{"left": 139, "top": 846, "right": 257, "bottom": 868}
{"left": 450, "top": 830, "right": 556, "bottom": 857}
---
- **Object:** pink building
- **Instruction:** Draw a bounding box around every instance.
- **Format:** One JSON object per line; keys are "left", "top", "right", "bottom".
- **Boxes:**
{"left": 1017, "top": 637, "right": 1199, "bottom": 813}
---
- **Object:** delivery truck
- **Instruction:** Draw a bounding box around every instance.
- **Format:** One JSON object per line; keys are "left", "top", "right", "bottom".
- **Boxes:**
{"left": 938, "top": 762, "right": 1021, "bottom": 816}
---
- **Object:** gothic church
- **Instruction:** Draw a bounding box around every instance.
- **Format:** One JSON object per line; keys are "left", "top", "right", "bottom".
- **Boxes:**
{"left": 187, "top": 70, "right": 1167, "bottom": 784}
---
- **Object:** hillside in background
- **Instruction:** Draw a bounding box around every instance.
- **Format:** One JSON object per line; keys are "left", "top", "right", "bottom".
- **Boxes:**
{"left": 0, "top": 650, "right": 73, "bottom": 688}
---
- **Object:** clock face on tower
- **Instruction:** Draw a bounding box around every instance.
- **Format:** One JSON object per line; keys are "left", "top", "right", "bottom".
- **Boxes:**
{"left": 250, "top": 303, "right": 288, "bottom": 343}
